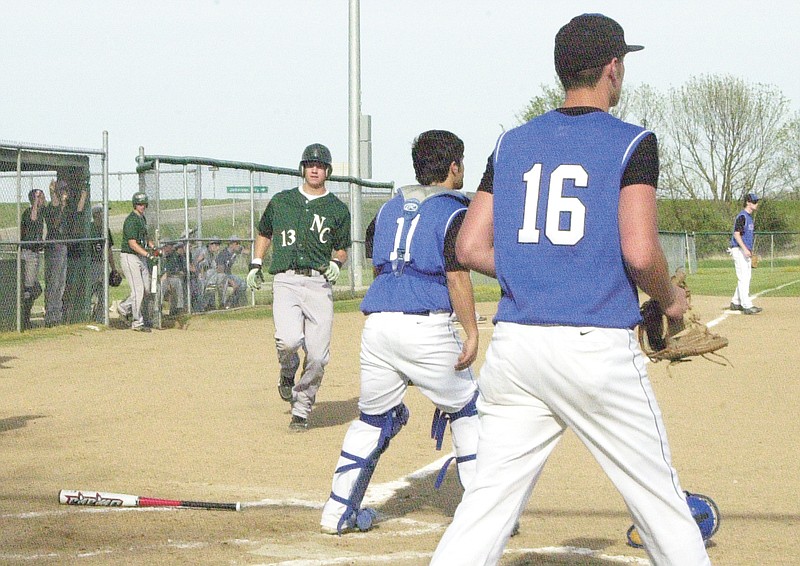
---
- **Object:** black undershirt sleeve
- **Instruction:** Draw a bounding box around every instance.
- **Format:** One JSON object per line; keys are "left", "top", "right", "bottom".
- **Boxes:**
{"left": 365, "top": 215, "right": 377, "bottom": 259}
{"left": 733, "top": 215, "right": 746, "bottom": 235}
{"left": 443, "top": 210, "right": 468, "bottom": 272}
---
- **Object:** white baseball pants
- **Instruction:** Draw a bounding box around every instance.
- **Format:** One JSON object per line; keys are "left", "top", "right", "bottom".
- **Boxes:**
{"left": 320, "top": 312, "right": 479, "bottom": 532}
{"left": 119, "top": 252, "right": 149, "bottom": 329}
{"left": 432, "top": 323, "right": 710, "bottom": 566}
{"left": 272, "top": 272, "right": 333, "bottom": 419}
{"left": 729, "top": 246, "right": 753, "bottom": 308}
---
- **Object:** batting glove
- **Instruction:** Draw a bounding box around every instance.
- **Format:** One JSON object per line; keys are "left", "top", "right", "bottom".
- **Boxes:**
{"left": 246, "top": 263, "right": 265, "bottom": 290}
{"left": 323, "top": 259, "right": 342, "bottom": 284}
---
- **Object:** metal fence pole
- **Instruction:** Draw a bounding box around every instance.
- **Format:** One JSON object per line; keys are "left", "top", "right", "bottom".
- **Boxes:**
{"left": 249, "top": 169, "right": 255, "bottom": 306}
{"left": 183, "top": 164, "right": 192, "bottom": 314}
{"left": 770, "top": 234, "right": 775, "bottom": 270}
{"left": 102, "top": 131, "right": 110, "bottom": 326}
{"left": 15, "top": 149, "right": 22, "bottom": 332}
{"left": 153, "top": 159, "right": 162, "bottom": 330}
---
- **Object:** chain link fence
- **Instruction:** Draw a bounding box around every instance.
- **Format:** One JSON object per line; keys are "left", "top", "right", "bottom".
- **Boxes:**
{"left": 135, "top": 153, "right": 394, "bottom": 329}
{"left": 1, "top": 137, "right": 108, "bottom": 332}
{"left": 692, "top": 231, "right": 800, "bottom": 268}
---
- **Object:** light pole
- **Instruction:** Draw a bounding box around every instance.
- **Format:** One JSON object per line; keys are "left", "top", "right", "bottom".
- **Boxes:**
{"left": 349, "top": 0, "right": 363, "bottom": 288}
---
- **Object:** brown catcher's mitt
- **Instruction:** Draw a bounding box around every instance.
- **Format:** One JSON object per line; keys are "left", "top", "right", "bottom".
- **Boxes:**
{"left": 638, "top": 270, "right": 729, "bottom": 364}
{"left": 109, "top": 269, "right": 123, "bottom": 287}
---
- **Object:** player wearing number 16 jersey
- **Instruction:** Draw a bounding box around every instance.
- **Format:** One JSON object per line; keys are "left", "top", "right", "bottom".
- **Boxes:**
{"left": 432, "top": 14, "right": 710, "bottom": 566}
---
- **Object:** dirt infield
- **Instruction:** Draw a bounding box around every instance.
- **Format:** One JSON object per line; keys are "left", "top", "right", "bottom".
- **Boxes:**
{"left": 2, "top": 295, "right": 799, "bottom": 565}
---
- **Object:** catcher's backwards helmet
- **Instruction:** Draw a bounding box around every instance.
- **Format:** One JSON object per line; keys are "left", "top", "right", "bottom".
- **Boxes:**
{"left": 686, "top": 492, "right": 720, "bottom": 541}
{"left": 132, "top": 192, "right": 149, "bottom": 206}
{"left": 626, "top": 491, "right": 720, "bottom": 548}
{"left": 299, "top": 143, "right": 333, "bottom": 178}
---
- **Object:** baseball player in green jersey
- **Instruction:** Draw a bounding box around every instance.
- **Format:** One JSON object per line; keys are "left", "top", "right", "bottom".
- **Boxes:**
{"left": 118, "top": 192, "right": 157, "bottom": 332}
{"left": 247, "top": 143, "right": 352, "bottom": 431}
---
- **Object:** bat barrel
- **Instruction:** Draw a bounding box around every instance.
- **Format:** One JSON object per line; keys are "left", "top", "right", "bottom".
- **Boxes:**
{"left": 177, "top": 500, "right": 240, "bottom": 511}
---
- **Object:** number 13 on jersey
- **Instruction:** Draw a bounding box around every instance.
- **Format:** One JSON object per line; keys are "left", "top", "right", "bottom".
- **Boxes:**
{"left": 517, "top": 163, "right": 587, "bottom": 246}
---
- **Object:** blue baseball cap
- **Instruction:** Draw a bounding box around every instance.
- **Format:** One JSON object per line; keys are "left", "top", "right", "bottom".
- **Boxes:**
{"left": 746, "top": 193, "right": 759, "bottom": 203}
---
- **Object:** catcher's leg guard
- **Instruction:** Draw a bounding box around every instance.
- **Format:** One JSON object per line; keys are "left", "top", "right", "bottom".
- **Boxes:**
{"left": 431, "top": 391, "right": 478, "bottom": 489}
{"left": 325, "top": 403, "right": 409, "bottom": 534}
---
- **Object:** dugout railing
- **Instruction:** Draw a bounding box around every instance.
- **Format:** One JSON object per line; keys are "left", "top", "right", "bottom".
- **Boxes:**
{"left": 134, "top": 150, "right": 394, "bottom": 329}
{"left": 0, "top": 135, "right": 110, "bottom": 333}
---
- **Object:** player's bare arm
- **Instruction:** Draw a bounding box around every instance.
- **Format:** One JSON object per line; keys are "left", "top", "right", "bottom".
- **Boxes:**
{"left": 128, "top": 238, "right": 150, "bottom": 258}
{"left": 251, "top": 233, "right": 272, "bottom": 260}
{"left": 446, "top": 269, "right": 478, "bottom": 371}
{"left": 619, "top": 182, "right": 688, "bottom": 320}
{"left": 456, "top": 191, "right": 495, "bottom": 277}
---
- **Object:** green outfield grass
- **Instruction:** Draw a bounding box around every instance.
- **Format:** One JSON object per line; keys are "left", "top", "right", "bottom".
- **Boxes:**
{"left": 473, "top": 265, "right": 800, "bottom": 302}
{"left": 685, "top": 266, "right": 800, "bottom": 297}
{"left": 6, "top": 264, "right": 797, "bottom": 340}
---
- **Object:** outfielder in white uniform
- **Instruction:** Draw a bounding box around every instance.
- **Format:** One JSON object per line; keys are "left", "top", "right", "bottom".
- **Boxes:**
{"left": 728, "top": 192, "right": 761, "bottom": 314}
{"left": 320, "top": 130, "right": 480, "bottom": 535}
{"left": 432, "top": 14, "right": 711, "bottom": 566}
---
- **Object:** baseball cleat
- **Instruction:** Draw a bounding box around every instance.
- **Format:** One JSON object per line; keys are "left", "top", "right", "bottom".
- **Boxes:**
{"left": 729, "top": 302, "right": 743, "bottom": 311}
{"left": 320, "top": 508, "right": 377, "bottom": 535}
{"left": 289, "top": 415, "right": 308, "bottom": 431}
{"left": 742, "top": 306, "right": 762, "bottom": 315}
{"left": 278, "top": 376, "right": 295, "bottom": 402}
{"left": 320, "top": 524, "right": 341, "bottom": 535}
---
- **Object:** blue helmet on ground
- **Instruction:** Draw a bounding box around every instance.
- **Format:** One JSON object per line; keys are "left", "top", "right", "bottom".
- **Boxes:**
{"left": 626, "top": 491, "right": 720, "bottom": 549}
{"left": 686, "top": 491, "right": 720, "bottom": 541}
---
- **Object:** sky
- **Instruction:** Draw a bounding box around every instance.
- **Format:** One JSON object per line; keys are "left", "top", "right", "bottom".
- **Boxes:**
{"left": 2, "top": 0, "right": 799, "bottom": 194}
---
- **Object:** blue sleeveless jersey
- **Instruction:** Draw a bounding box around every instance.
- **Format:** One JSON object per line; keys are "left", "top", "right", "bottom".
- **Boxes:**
{"left": 730, "top": 210, "right": 755, "bottom": 249}
{"left": 493, "top": 110, "right": 651, "bottom": 329}
{"left": 360, "top": 186, "right": 469, "bottom": 315}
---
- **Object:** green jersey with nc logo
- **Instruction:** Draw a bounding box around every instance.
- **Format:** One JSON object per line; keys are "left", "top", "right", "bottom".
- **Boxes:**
{"left": 257, "top": 187, "right": 351, "bottom": 275}
{"left": 121, "top": 210, "right": 148, "bottom": 254}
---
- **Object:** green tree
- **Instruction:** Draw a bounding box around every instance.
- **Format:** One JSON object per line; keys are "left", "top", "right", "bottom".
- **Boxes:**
{"left": 517, "top": 78, "right": 640, "bottom": 122}
{"left": 662, "top": 75, "right": 790, "bottom": 202}
{"left": 775, "top": 112, "right": 800, "bottom": 199}
{"left": 518, "top": 79, "right": 563, "bottom": 122}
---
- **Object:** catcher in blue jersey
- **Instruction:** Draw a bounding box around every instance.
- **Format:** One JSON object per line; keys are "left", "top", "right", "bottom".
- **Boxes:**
{"left": 432, "top": 14, "right": 711, "bottom": 566}
{"left": 320, "top": 130, "right": 480, "bottom": 535}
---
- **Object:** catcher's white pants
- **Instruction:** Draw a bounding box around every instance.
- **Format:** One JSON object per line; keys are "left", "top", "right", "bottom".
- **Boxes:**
{"left": 431, "top": 323, "right": 710, "bottom": 566}
{"left": 729, "top": 246, "right": 753, "bottom": 308}
{"left": 320, "top": 312, "right": 479, "bottom": 532}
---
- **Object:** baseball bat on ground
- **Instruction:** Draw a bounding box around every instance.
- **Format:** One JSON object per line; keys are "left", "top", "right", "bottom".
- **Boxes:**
{"left": 58, "top": 489, "right": 240, "bottom": 511}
